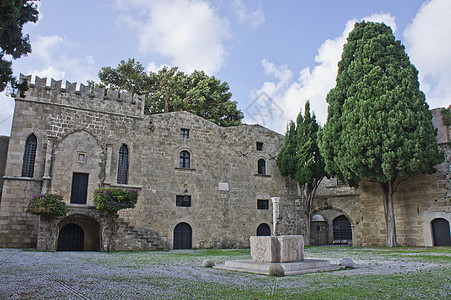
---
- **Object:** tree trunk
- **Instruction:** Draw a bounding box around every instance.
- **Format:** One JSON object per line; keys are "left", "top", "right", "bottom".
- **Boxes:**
{"left": 382, "top": 181, "right": 397, "bottom": 247}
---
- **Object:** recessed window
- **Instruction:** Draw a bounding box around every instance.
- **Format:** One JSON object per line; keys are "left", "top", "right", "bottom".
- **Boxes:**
{"left": 256, "top": 142, "right": 263, "bottom": 151}
{"left": 117, "top": 144, "right": 129, "bottom": 184}
{"left": 181, "top": 128, "right": 189, "bottom": 139}
{"left": 179, "top": 151, "right": 190, "bottom": 168}
{"left": 257, "top": 199, "right": 269, "bottom": 210}
{"left": 257, "top": 159, "right": 266, "bottom": 175}
{"left": 176, "top": 195, "right": 191, "bottom": 207}
{"left": 22, "top": 134, "right": 37, "bottom": 177}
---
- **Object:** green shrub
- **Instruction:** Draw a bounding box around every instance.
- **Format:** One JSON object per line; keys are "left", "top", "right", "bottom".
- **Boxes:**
{"left": 26, "top": 193, "right": 67, "bottom": 217}
{"left": 93, "top": 188, "right": 138, "bottom": 212}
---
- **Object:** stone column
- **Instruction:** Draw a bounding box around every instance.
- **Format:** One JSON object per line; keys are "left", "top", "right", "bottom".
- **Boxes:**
{"left": 41, "top": 137, "right": 55, "bottom": 194}
{"left": 104, "top": 144, "right": 113, "bottom": 184}
{"left": 271, "top": 197, "right": 280, "bottom": 236}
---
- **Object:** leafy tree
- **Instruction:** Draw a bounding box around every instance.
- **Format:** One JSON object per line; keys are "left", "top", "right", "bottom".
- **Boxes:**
{"left": 277, "top": 101, "right": 326, "bottom": 245}
{"left": 97, "top": 59, "right": 243, "bottom": 126}
{"left": 319, "top": 21, "right": 444, "bottom": 247}
{"left": 0, "top": 0, "right": 38, "bottom": 92}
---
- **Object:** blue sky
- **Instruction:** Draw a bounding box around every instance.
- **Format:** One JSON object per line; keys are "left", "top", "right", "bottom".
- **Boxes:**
{"left": 1, "top": 0, "right": 450, "bottom": 135}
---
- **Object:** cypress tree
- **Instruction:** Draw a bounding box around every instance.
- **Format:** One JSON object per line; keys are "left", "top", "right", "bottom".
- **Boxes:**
{"left": 277, "top": 101, "right": 326, "bottom": 244}
{"left": 319, "top": 21, "right": 444, "bottom": 247}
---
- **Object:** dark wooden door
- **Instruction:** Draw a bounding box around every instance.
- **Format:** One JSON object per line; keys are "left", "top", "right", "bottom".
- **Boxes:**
{"left": 432, "top": 218, "right": 451, "bottom": 246}
{"left": 57, "top": 223, "right": 84, "bottom": 251}
{"left": 173, "top": 222, "right": 192, "bottom": 249}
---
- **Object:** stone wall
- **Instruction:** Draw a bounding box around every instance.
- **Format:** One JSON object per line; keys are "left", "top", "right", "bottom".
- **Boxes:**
{"left": 0, "top": 75, "right": 299, "bottom": 250}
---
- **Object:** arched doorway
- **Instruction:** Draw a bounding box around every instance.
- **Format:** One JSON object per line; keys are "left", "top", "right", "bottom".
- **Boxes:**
{"left": 174, "top": 222, "right": 192, "bottom": 249}
{"left": 57, "top": 223, "right": 84, "bottom": 251}
{"left": 431, "top": 218, "right": 451, "bottom": 246}
{"left": 256, "top": 223, "right": 271, "bottom": 236}
{"left": 333, "top": 215, "right": 352, "bottom": 244}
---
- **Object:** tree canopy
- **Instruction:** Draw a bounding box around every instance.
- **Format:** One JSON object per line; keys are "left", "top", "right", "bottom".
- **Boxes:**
{"left": 277, "top": 101, "right": 326, "bottom": 244}
{"left": 97, "top": 59, "right": 244, "bottom": 127}
{"left": 0, "top": 0, "right": 38, "bottom": 92}
{"left": 319, "top": 21, "right": 444, "bottom": 247}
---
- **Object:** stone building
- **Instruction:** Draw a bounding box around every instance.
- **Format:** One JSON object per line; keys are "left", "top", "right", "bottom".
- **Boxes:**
{"left": 0, "top": 75, "right": 449, "bottom": 251}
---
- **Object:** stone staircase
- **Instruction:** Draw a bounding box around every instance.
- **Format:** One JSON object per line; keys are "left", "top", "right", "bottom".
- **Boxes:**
{"left": 115, "top": 218, "right": 165, "bottom": 251}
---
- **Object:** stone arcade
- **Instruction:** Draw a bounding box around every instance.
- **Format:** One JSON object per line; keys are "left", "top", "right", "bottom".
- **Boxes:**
{"left": 0, "top": 75, "right": 449, "bottom": 251}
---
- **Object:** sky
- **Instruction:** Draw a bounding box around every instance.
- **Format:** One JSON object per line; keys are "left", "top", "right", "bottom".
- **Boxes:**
{"left": 1, "top": 0, "right": 450, "bottom": 136}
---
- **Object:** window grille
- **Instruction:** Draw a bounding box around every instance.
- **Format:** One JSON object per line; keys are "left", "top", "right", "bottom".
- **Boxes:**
{"left": 22, "top": 134, "right": 37, "bottom": 177}
{"left": 176, "top": 195, "right": 191, "bottom": 207}
{"left": 181, "top": 128, "right": 189, "bottom": 139}
{"left": 179, "top": 151, "right": 190, "bottom": 168}
{"left": 256, "top": 142, "right": 263, "bottom": 151}
{"left": 117, "top": 144, "right": 129, "bottom": 184}
{"left": 333, "top": 215, "right": 352, "bottom": 240}
{"left": 257, "top": 199, "right": 269, "bottom": 210}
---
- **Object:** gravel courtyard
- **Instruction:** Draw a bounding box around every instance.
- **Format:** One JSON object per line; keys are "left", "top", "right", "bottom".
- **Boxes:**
{"left": 1, "top": 247, "right": 450, "bottom": 299}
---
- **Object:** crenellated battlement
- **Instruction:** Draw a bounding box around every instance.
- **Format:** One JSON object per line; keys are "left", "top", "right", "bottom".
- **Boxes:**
{"left": 17, "top": 74, "right": 145, "bottom": 117}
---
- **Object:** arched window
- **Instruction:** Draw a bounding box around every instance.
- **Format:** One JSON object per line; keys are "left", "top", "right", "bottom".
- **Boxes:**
{"left": 179, "top": 151, "right": 190, "bottom": 168}
{"left": 22, "top": 134, "right": 37, "bottom": 177}
{"left": 257, "top": 158, "right": 266, "bottom": 175}
{"left": 257, "top": 223, "right": 271, "bottom": 236}
{"left": 117, "top": 144, "right": 129, "bottom": 184}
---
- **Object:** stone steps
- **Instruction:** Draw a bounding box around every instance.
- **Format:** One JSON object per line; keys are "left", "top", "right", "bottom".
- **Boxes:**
{"left": 116, "top": 218, "right": 164, "bottom": 250}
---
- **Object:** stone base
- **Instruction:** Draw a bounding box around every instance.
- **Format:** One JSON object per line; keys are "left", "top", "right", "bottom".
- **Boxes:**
{"left": 215, "top": 259, "right": 342, "bottom": 275}
{"left": 250, "top": 235, "right": 304, "bottom": 263}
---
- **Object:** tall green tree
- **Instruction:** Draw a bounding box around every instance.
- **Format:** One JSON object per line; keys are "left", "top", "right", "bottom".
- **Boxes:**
{"left": 319, "top": 21, "right": 444, "bottom": 247}
{"left": 277, "top": 101, "right": 326, "bottom": 245}
{"left": 97, "top": 59, "right": 243, "bottom": 126}
{"left": 0, "top": 0, "right": 38, "bottom": 92}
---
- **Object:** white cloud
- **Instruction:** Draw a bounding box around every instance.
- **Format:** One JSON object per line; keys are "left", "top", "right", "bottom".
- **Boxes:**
{"left": 232, "top": 0, "right": 265, "bottom": 28}
{"left": 24, "top": 35, "right": 97, "bottom": 85}
{"left": 117, "top": 0, "right": 231, "bottom": 75}
{"left": 404, "top": 0, "right": 451, "bottom": 109}
{"left": 0, "top": 92, "right": 14, "bottom": 136}
{"left": 252, "top": 14, "right": 398, "bottom": 134}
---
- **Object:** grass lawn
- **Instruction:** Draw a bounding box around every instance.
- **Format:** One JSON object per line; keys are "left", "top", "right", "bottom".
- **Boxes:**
{"left": 0, "top": 246, "right": 450, "bottom": 299}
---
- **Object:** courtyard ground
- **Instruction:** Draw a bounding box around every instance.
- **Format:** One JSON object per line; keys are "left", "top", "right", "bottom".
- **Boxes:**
{"left": 0, "top": 246, "right": 450, "bottom": 299}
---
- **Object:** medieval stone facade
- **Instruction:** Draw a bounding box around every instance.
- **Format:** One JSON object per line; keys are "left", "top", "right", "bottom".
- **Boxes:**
{"left": 0, "top": 74, "right": 449, "bottom": 251}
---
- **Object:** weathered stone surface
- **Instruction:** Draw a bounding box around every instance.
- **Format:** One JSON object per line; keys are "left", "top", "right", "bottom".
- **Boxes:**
{"left": 338, "top": 258, "right": 355, "bottom": 269}
{"left": 202, "top": 259, "right": 215, "bottom": 268}
{"left": 279, "top": 235, "right": 304, "bottom": 262}
{"left": 268, "top": 263, "right": 285, "bottom": 276}
{"left": 250, "top": 235, "right": 304, "bottom": 263}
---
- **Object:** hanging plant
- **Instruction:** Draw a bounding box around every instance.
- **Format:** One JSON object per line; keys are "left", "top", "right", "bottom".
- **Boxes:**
{"left": 93, "top": 188, "right": 138, "bottom": 213}
{"left": 26, "top": 193, "right": 67, "bottom": 217}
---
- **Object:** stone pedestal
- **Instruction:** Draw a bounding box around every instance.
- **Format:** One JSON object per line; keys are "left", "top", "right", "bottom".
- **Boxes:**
{"left": 216, "top": 235, "right": 341, "bottom": 275}
{"left": 250, "top": 235, "right": 304, "bottom": 263}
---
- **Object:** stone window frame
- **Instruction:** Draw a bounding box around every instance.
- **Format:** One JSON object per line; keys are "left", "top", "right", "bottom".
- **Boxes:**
{"left": 257, "top": 158, "right": 266, "bottom": 175}
{"left": 76, "top": 151, "right": 87, "bottom": 163}
{"left": 22, "top": 133, "right": 37, "bottom": 178}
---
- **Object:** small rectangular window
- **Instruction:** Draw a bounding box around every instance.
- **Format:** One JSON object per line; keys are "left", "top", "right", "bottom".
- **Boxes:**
{"left": 181, "top": 128, "right": 189, "bottom": 139}
{"left": 176, "top": 195, "right": 191, "bottom": 207}
{"left": 77, "top": 152, "right": 87, "bottom": 163}
{"left": 256, "top": 142, "right": 263, "bottom": 151}
{"left": 257, "top": 199, "right": 269, "bottom": 210}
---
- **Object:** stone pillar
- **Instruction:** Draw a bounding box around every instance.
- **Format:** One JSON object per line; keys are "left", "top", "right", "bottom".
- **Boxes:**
{"left": 41, "top": 137, "right": 55, "bottom": 194}
{"left": 104, "top": 144, "right": 113, "bottom": 184}
{"left": 271, "top": 197, "right": 280, "bottom": 236}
